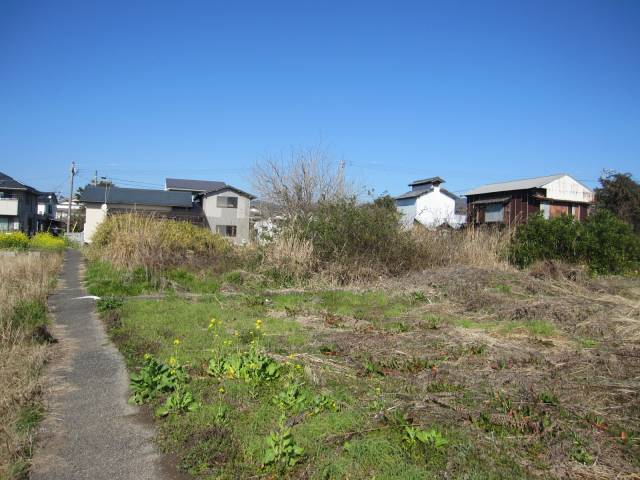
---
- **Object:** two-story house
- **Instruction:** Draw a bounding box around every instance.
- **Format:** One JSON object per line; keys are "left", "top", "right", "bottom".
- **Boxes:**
{"left": 0, "top": 171, "right": 39, "bottom": 234}
{"left": 165, "top": 178, "right": 255, "bottom": 244}
{"left": 79, "top": 179, "right": 255, "bottom": 245}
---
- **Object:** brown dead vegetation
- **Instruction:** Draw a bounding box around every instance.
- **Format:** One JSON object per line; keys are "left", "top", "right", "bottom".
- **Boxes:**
{"left": 266, "top": 260, "right": 640, "bottom": 478}
{"left": 0, "top": 252, "right": 62, "bottom": 477}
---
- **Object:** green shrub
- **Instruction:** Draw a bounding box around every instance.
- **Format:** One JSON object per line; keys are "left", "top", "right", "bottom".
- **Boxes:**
{"left": 509, "top": 211, "right": 640, "bottom": 274}
{"left": 29, "top": 232, "right": 67, "bottom": 250}
{"left": 292, "top": 196, "right": 416, "bottom": 278}
{"left": 579, "top": 210, "right": 640, "bottom": 274}
{"left": 0, "top": 232, "right": 29, "bottom": 250}
{"left": 509, "top": 214, "right": 580, "bottom": 268}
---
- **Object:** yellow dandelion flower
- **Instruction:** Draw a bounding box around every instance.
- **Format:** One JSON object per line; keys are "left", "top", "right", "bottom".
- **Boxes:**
{"left": 173, "top": 339, "right": 181, "bottom": 346}
{"left": 218, "top": 387, "right": 225, "bottom": 394}
{"left": 168, "top": 356, "right": 177, "bottom": 366}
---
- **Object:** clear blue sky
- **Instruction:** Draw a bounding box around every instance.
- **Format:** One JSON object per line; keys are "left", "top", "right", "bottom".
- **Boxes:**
{"left": 1, "top": 0, "right": 639, "bottom": 198}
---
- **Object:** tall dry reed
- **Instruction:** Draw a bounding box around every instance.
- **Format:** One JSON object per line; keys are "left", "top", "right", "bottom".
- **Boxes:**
{"left": 0, "top": 252, "right": 62, "bottom": 476}
{"left": 411, "top": 227, "right": 511, "bottom": 270}
{"left": 86, "top": 213, "right": 231, "bottom": 274}
{"left": 261, "top": 235, "right": 316, "bottom": 281}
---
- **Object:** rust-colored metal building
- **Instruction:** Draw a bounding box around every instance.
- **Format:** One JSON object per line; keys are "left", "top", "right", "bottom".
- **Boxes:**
{"left": 465, "top": 174, "right": 594, "bottom": 227}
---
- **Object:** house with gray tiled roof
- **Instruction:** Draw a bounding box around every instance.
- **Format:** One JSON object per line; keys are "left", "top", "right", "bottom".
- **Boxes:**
{"left": 80, "top": 178, "right": 256, "bottom": 245}
{"left": 0, "top": 171, "right": 39, "bottom": 234}
{"left": 166, "top": 178, "right": 255, "bottom": 244}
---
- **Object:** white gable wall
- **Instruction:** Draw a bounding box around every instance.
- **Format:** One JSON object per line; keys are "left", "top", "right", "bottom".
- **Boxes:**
{"left": 543, "top": 175, "right": 594, "bottom": 203}
{"left": 414, "top": 189, "right": 465, "bottom": 228}
{"left": 395, "top": 198, "right": 417, "bottom": 228}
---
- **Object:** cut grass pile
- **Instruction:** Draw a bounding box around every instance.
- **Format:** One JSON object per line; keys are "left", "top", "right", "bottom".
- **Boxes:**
{"left": 0, "top": 252, "right": 62, "bottom": 479}
{"left": 92, "top": 260, "right": 640, "bottom": 479}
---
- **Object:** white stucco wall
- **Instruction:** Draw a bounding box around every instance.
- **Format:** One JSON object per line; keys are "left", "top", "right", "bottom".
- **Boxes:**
{"left": 414, "top": 189, "right": 465, "bottom": 228}
{"left": 202, "top": 192, "right": 251, "bottom": 244}
{"left": 395, "top": 198, "right": 417, "bottom": 228}
{"left": 543, "top": 176, "right": 594, "bottom": 203}
{"left": 83, "top": 205, "right": 107, "bottom": 243}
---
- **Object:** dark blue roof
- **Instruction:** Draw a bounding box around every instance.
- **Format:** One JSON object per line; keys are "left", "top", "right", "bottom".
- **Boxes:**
{"left": 79, "top": 185, "right": 193, "bottom": 207}
{"left": 165, "top": 178, "right": 226, "bottom": 192}
{"left": 0, "top": 171, "right": 38, "bottom": 193}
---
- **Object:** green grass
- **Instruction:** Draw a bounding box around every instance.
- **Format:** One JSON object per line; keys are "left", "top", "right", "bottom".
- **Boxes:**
{"left": 455, "top": 318, "right": 556, "bottom": 337}
{"left": 500, "top": 319, "right": 556, "bottom": 337}
{"left": 85, "top": 261, "right": 154, "bottom": 297}
{"left": 99, "top": 289, "right": 537, "bottom": 479}
{"left": 85, "top": 262, "right": 221, "bottom": 297}
{"left": 270, "top": 290, "right": 414, "bottom": 325}
{"left": 92, "top": 259, "right": 623, "bottom": 479}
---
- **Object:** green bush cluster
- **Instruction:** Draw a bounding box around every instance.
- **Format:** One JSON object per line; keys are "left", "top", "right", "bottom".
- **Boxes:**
{"left": 0, "top": 232, "right": 68, "bottom": 250}
{"left": 292, "top": 196, "right": 416, "bottom": 277}
{"left": 509, "top": 210, "right": 640, "bottom": 274}
{"left": 29, "top": 232, "right": 67, "bottom": 250}
{"left": 0, "top": 232, "right": 30, "bottom": 249}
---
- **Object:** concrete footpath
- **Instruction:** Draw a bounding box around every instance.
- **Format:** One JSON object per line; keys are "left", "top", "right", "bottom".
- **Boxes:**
{"left": 31, "top": 249, "right": 176, "bottom": 480}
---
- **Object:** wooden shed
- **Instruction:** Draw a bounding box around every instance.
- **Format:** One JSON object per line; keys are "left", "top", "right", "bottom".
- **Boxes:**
{"left": 465, "top": 174, "right": 594, "bottom": 227}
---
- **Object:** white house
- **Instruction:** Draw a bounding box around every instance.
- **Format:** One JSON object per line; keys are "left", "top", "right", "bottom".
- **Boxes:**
{"left": 395, "top": 177, "right": 466, "bottom": 228}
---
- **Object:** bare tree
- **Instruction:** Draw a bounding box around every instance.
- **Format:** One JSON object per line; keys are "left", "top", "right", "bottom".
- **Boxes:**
{"left": 251, "top": 145, "right": 350, "bottom": 219}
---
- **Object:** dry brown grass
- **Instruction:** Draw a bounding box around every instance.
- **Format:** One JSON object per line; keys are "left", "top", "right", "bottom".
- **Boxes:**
{"left": 0, "top": 252, "right": 62, "bottom": 478}
{"left": 85, "top": 213, "right": 231, "bottom": 274}
{"left": 254, "top": 226, "right": 512, "bottom": 286}
{"left": 261, "top": 235, "right": 316, "bottom": 281}
{"left": 268, "top": 264, "right": 640, "bottom": 477}
{"left": 410, "top": 226, "right": 511, "bottom": 270}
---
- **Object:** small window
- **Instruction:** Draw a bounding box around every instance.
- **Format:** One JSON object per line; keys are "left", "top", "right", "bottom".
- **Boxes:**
{"left": 216, "top": 225, "right": 237, "bottom": 237}
{"left": 216, "top": 196, "right": 238, "bottom": 208}
{"left": 485, "top": 203, "right": 504, "bottom": 223}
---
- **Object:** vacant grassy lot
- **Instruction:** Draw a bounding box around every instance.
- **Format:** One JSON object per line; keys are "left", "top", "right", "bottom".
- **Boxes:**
{"left": 0, "top": 252, "right": 62, "bottom": 479}
{"left": 89, "top": 259, "right": 640, "bottom": 479}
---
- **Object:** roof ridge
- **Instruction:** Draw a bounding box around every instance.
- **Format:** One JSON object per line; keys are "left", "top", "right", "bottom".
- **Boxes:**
{"left": 474, "top": 173, "right": 566, "bottom": 188}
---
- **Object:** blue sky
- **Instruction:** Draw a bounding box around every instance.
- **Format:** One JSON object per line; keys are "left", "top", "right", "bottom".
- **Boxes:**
{"left": 1, "top": 0, "right": 639, "bottom": 198}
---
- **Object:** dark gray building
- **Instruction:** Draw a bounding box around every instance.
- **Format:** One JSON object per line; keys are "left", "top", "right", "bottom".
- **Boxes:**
{"left": 0, "top": 172, "right": 39, "bottom": 234}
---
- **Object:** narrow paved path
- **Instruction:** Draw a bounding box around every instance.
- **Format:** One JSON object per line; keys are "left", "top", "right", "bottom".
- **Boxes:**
{"left": 31, "top": 249, "right": 176, "bottom": 480}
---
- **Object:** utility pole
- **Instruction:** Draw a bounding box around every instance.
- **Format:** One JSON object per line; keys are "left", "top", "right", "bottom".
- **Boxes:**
{"left": 66, "top": 161, "right": 77, "bottom": 234}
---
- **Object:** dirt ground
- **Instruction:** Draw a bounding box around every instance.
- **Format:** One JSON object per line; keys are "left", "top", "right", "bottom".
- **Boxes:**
{"left": 269, "top": 262, "right": 640, "bottom": 479}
